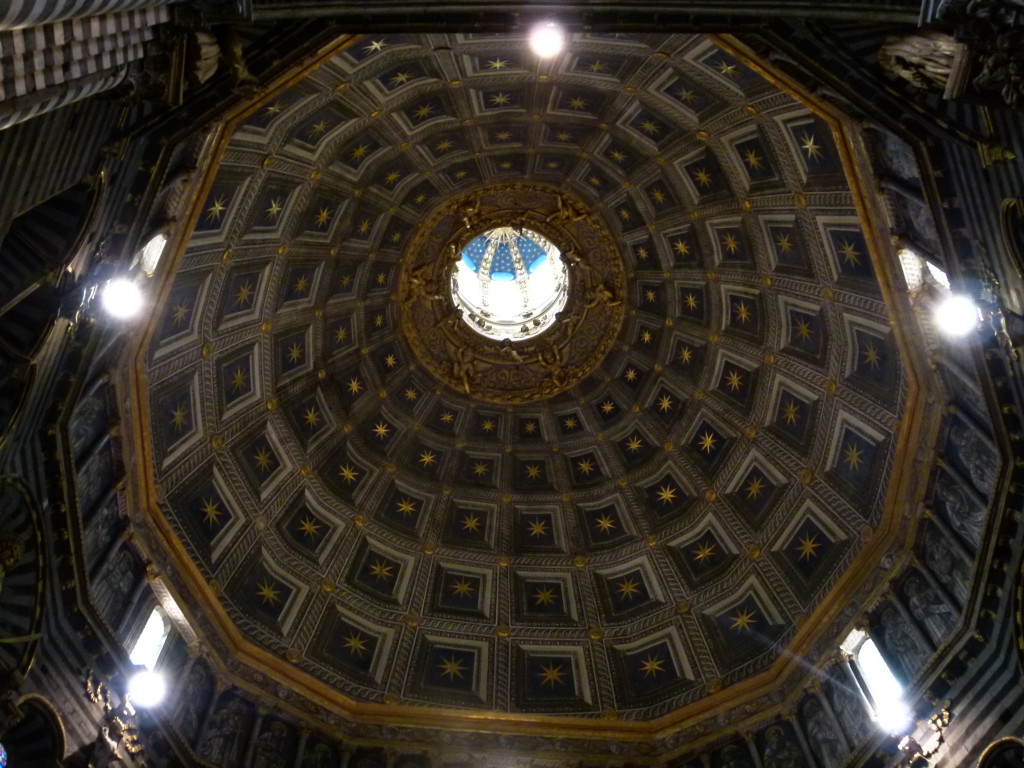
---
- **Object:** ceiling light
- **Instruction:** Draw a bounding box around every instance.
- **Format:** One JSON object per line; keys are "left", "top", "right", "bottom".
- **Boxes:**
{"left": 101, "top": 277, "right": 144, "bottom": 320}
{"left": 127, "top": 669, "right": 167, "bottom": 708}
{"left": 529, "top": 22, "right": 565, "bottom": 58}
{"left": 934, "top": 294, "right": 978, "bottom": 337}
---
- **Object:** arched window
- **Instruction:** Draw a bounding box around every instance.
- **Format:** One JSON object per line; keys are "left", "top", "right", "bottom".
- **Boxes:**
{"left": 840, "top": 628, "right": 911, "bottom": 735}
{"left": 129, "top": 607, "right": 170, "bottom": 670}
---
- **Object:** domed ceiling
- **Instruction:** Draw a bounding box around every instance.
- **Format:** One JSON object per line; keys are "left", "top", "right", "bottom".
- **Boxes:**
{"left": 135, "top": 31, "right": 924, "bottom": 739}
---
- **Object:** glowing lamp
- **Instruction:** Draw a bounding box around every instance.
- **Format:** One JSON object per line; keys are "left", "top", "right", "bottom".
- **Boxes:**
{"left": 529, "top": 22, "right": 565, "bottom": 58}
{"left": 101, "top": 277, "right": 144, "bottom": 320}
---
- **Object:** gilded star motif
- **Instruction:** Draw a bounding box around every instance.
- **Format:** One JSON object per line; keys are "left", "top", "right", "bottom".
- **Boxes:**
{"left": 292, "top": 274, "right": 309, "bottom": 294}
{"left": 489, "top": 92, "right": 511, "bottom": 106}
{"left": 396, "top": 498, "right": 417, "bottom": 517}
{"left": 577, "top": 457, "right": 595, "bottom": 475}
{"left": 568, "top": 96, "right": 587, "bottom": 110}
{"left": 615, "top": 576, "right": 641, "bottom": 601}
{"left": 600, "top": 400, "right": 616, "bottom": 415}
{"left": 673, "top": 239, "right": 690, "bottom": 257}
{"left": 372, "top": 422, "right": 390, "bottom": 440}
{"left": 171, "top": 302, "right": 191, "bottom": 326}
{"left": 343, "top": 631, "right": 368, "bottom": 656}
{"left": 404, "top": 388, "right": 418, "bottom": 401}
{"left": 231, "top": 367, "right": 248, "bottom": 392}
{"left": 206, "top": 195, "right": 227, "bottom": 222}
{"left": 625, "top": 435, "right": 643, "bottom": 453}
{"left": 347, "top": 377, "right": 363, "bottom": 395}
{"left": 679, "top": 346, "right": 694, "bottom": 364}
{"left": 745, "top": 476, "right": 765, "bottom": 499}
{"left": 298, "top": 516, "right": 322, "bottom": 539}
{"left": 782, "top": 399, "right": 800, "bottom": 425}
{"left": 533, "top": 585, "right": 558, "bottom": 606}
{"left": 801, "top": 132, "right": 824, "bottom": 160}
{"left": 721, "top": 233, "right": 740, "bottom": 254}
{"left": 315, "top": 207, "right": 332, "bottom": 227}
{"left": 461, "top": 514, "right": 481, "bottom": 533}
{"left": 657, "top": 394, "right": 674, "bottom": 413}
{"left": 527, "top": 518, "right": 549, "bottom": 537}
{"left": 450, "top": 577, "right": 475, "bottom": 598}
{"left": 256, "top": 579, "right": 281, "bottom": 605}
{"left": 692, "top": 541, "right": 716, "bottom": 562}
{"left": 639, "top": 654, "right": 666, "bottom": 678}
{"left": 743, "top": 149, "right": 764, "bottom": 170}
{"left": 684, "top": 293, "right": 699, "bottom": 310}
{"left": 733, "top": 301, "right": 751, "bottom": 324}
{"left": 303, "top": 407, "right": 320, "bottom": 427}
{"left": 233, "top": 281, "right": 254, "bottom": 306}
{"left": 418, "top": 450, "right": 437, "bottom": 467}
{"left": 253, "top": 446, "right": 274, "bottom": 473}
{"left": 730, "top": 608, "right": 757, "bottom": 631}
{"left": 200, "top": 498, "right": 221, "bottom": 527}
{"left": 794, "top": 320, "right": 813, "bottom": 341}
{"left": 368, "top": 559, "right": 394, "bottom": 581}
{"left": 563, "top": 416, "right": 577, "bottom": 430}
{"left": 286, "top": 342, "right": 303, "bottom": 363}
{"left": 437, "top": 655, "right": 466, "bottom": 680}
{"left": 843, "top": 442, "right": 864, "bottom": 471}
{"left": 839, "top": 239, "right": 862, "bottom": 267}
{"left": 698, "top": 430, "right": 718, "bottom": 453}
{"left": 525, "top": 463, "right": 542, "bottom": 480}
{"left": 265, "top": 198, "right": 283, "bottom": 219}
{"left": 595, "top": 514, "right": 617, "bottom": 534}
{"left": 486, "top": 57, "right": 509, "bottom": 70}
{"left": 775, "top": 233, "right": 794, "bottom": 253}
{"left": 656, "top": 483, "right": 678, "bottom": 504}
{"left": 169, "top": 403, "right": 188, "bottom": 432}
{"left": 797, "top": 533, "right": 821, "bottom": 560}
{"left": 538, "top": 662, "right": 566, "bottom": 687}
{"left": 862, "top": 342, "right": 882, "bottom": 369}
{"left": 472, "top": 461, "right": 490, "bottom": 477}
{"left": 725, "top": 370, "right": 743, "bottom": 392}
{"left": 338, "top": 463, "right": 359, "bottom": 484}
{"left": 693, "top": 168, "right": 712, "bottom": 187}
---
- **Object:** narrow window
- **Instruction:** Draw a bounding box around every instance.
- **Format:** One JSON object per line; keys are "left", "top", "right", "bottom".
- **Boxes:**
{"left": 129, "top": 608, "right": 170, "bottom": 670}
{"left": 841, "top": 628, "right": 911, "bottom": 734}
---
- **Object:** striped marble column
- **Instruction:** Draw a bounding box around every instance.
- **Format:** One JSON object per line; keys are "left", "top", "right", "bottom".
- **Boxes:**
{"left": 0, "top": 4, "right": 170, "bottom": 130}
{"left": 0, "top": 0, "right": 172, "bottom": 30}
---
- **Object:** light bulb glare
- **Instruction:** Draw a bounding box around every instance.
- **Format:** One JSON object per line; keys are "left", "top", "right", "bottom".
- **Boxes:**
{"left": 934, "top": 294, "right": 978, "bottom": 337}
{"left": 874, "top": 699, "right": 912, "bottom": 736}
{"left": 127, "top": 669, "right": 166, "bottom": 708}
{"left": 530, "top": 22, "right": 564, "bottom": 58}
{"left": 101, "top": 277, "right": 144, "bottom": 319}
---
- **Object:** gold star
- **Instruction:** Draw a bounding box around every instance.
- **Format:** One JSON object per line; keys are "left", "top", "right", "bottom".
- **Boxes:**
{"left": 733, "top": 301, "right": 751, "bottom": 324}
{"left": 454, "top": 170, "right": 468, "bottom": 180}
{"left": 677, "top": 87, "right": 696, "bottom": 103}
{"left": 374, "top": 314, "right": 384, "bottom": 328}
{"left": 684, "top": 293, "right": 699, "bottom": 310}
{"left": 303, "top": 407, "right": 321, "bottom": 427}
{"left": 639, "top": 654, "right": 666, "bottom": 678}
{"left": 600, "top": 400, "right": 616, "bottom": 415}
{"left": 563, "top": 416, "right": 577, "bottom": 430}
{"left": 441, "top": 411, "right": 455, "bottom": 424}
{"left": 461, "top": 514, "right": 481, "bottom": 532}
{"left": 745, "top": 476, "right": 765, "bottom": 499}
{"left": 657, "top": 394, "right": 674, "bottom": 413}
{"left": 568, "top": 96, "right": 588, "bottom": 110}
{"left": 624, "top": 368, "right": 639, "bottom": 382}
{"left": 679, "top": 346, "right": 694, "bottom": 364}
{"left": 414, "top": 193, "right": 427, "bottom": 204}
{"left": 437, "top": 655, "right": 466, "bottom": 680}
{"left": 730, "top": 608, "right": 757, "bottom": 631}
{"left": 645, "top": 289, "right": 657, "bottom": 302}
{"left": 538, "top": 663, "right": 566, "bottom": 687}
{"left": 384, "top": 170, "right": 401, "bottom": 185}
{"left": 556, "top": 130, "right": 572, "bottom": 142}
{"left": 231, "top": 367, "right": 248, "bottom": 392}
{"left": 586, "top": 59, "right": 608, "bottom": 73}
{"left": 495, "top": 130, "right": 512, "bottom": 141}
{"left": 615, "top": 577, "right": 641, "bottom": 600}
{"left": 340, "top": 274, "right": 352, "bottom": 287}
{"left": 486, "top": 57, "right": 509, "bottom": 70}
{"left": 309, "top": 120, "right": 329, "bottom": 136}
{"left": 743, "top": 149, "right": 764, "bottom": 170}
{"left": 801, "top": 132, "right": 823, "bottom": 160}
{"left": 533, "top": 585, "right": 558, "bottom": 606}
{"left": 489, "top": 92, "right": 511, "bottom": 106}
{"left": 170, "top": 403, "right": 188, "bottom": 431}
{"left": 390, "top": 71, "right": 413, "bottom": 86}
{"left": 775, "top": 233, "right": 794, "bottom": 253}
{"left": 234, "top": 281, "right": 254, "bottom": 305}
{"left": 347, "top": 377, "right": 363, "bottom": 395}
{"left": 200, "top": 498, "right": 221, "bottom": 526}
{"left": 527, "top": 518, "right": 549, "bottom": 537}
{"left": 693, "top": 168, "right": 712, "bottom": 187}
{"left": 287, "top": 342, "right": 303, "bottom": 363}
{"left": 435, "top": 139, "right": 453, "bottom": 152}
{"left": 450, "top": 577, "right": 475, "bottom": 598}
{"left": 265, "top": 198, "right": 283, "bottom": 219}
{"left": 636, "top": 246, "right": 648, "bottom": 260}
{"left": 838, "top": 239, "right": 862, "bottom": 267}
{"left": 794, "top": 320, "right": 813, "bottom": 341}
{"left": 171, "top": 303, "right": 191, "bottom": 326}
{"left": 292, "top": 274, "right": 310, "bottom": 294}
{"left": 577, "top": 457, "right": 595, "bottom": 475}
{"left": 253, "top": 446, "right": 274, "bottom": 472}
{"left": 298, "top": 516, "right": 322, "bottom": 539}
{"left": 725, "top": 370, "right": 743, "bottom": 391}
{"left": 610, "top": 149, "right": 627, "bottom": 163}
{"left": 376, "top": 272, "right": 387, "bottom": 285}
{"left": 351, "top": 144, "right": 370, "bottom": 160}
{"left": 797, "top": 533, "right": 821, "bottom": 560}
{"left": 626, "top": 435, "right": 643, "bottom": 453}
{"left": 265, "top": 102, "right": 282, "bottom": 115}
{"left": 698, "top": 431, "right": 718, "bottom": 453}
{"left": 595, "top": 514, "right": 617, "bottom": 534}
{"left": 717, "top": 60, "right": 738, "bottom": 77}
{"left": 640, "top": 330, "right": 653, "bottom": 345}
{"left": 315, "top": 207, "right": 332, "bottom": 227}
{"left": 384, "top": 353, "right": 397, "bottom": 368}
{"left": 414, "top": 104, "right": 434, "bottom": 119}
{"left": 372, "top": 422, "right": 390, "bottom": 440}
{"left": 481, "top": 418, "right": 494, "bottom": 431}
{"left": 472, "top": 461, "right": 490, "bottom": 477}
{"left": 692, "top": 541, "right": 716, "bottom": 562}
{"left": 365, "top": 39, "right": 387, "bottom": 53}
{"left": 357, "top": 219, "right": 372, "bottom": 234}
{"left": 843, "top": 442, "right": 864, "bottom": 471}
{"left": 405, "top": 388, "right": 418, "bottom": 401}
{"left": 343, "top": 631, "right": 368, "bottom": 656}
{"left": 335, "top": 325, "right": 348, "bottom": 343}
{"left": 338, "top": 463, "right": 359, "bottom": 484}
{"left": 721, "top": 233, "right": 739, "bottom": 254}
{"left": 640, "top": 120, "right": 660, "bottom": 136}
{"left": 588, "top": 176, "right": 604, "bottom": 188}
{"left": 256, "top": 579, "right": 281, "bottom": 605}
{"left": 862, "top": 342, "right": 882, "bottom": 369}
{"left": 656, "top": 484, "right": 678, "bottom": 504}
{"left": 782, "top": 400, "right": 800, "bottom": 425}
{"left": 396, "top": 498, "right": 417, "bottom": 517}
{"left": 368, "top": 559, "right": 394, "bottom": 581}
{"left": 673, "top": 239, "right": 690, "bottom": 257}
{"left": 618, "top": 207, "right": 631, "bottom": 221}
{"left": 206, "top": 195, "right": 227, "bottom": 222}
{"left": 419, "top": 450, "right": 437, "bottom": 467}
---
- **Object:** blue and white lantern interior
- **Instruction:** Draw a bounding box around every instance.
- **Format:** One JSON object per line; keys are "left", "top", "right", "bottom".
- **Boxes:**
{"left": 452, "top": 227, "right": 569, "bottom": 341}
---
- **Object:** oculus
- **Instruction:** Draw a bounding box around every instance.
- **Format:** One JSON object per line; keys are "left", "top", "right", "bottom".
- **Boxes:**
{"left": 452, "top": 226, "right": 568, "bottom": 341}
